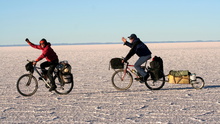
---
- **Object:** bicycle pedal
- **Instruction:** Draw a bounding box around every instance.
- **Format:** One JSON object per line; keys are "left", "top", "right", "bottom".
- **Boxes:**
{"left": 135, "top": 78, "right": 141, "bottom": 81}
{"left": 38, "top": 77, "right": 43, "bottom": 81}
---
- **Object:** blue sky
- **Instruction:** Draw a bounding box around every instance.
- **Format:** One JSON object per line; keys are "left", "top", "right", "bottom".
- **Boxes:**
{"left": 0, "top": 0, "right": 219, "bottom": 45}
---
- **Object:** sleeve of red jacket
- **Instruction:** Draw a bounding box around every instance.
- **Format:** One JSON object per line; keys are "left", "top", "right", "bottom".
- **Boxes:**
{"left": 36, "top": 47, "right": 49, "bottom": 62}
{"left": 35, "top": 45, "right": 50, "bottom": 62}
{"left": 27, "top": 41, "right": 42, "bottom": 50}
{"left": 35, "top": 53, "right": 46, "bottom": 62}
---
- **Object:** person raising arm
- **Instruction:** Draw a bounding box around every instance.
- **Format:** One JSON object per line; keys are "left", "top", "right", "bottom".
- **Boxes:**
{"left": 25, "top": 38, "right": 59, "bottom": 91}
{"left": 122, "top": 34, "right": 152, "bottom": 82}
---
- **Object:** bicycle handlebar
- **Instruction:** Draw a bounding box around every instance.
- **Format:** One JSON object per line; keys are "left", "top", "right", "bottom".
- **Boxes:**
{"left": 124, "top": 61, "right": 129, "bottom": 65}
{"left": 27, "top": 59, "right": 32, "bottom": 62}
{"left": 27, "top": 60, "right": 37, "bottom": 67}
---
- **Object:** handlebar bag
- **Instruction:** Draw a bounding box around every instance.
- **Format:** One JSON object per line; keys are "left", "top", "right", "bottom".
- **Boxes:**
{"left": 110, "top": 58, "right": 124, "bottom": 69}
{"left": 25, "top": 62, "right": 34, "bottom": 73}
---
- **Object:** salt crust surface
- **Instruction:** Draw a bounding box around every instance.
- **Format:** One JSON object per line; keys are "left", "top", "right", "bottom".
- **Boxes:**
{"left": 0, "top": 42, "right": 219, "bottom": 123}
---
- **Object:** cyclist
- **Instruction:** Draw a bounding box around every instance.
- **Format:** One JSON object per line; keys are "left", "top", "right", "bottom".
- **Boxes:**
{"left": 122, "top": 34, "right": 152, "bottom": 82}
{"left": 25, "top": 38, "right": 59, "bottom": 91}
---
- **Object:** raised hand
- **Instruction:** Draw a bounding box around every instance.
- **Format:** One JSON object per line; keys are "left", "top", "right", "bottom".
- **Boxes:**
{"left": 25, "top": 38, "right": 30, "bottom": 42}
{"left": 122, "top": 37, "right": 127, "bottom": 43}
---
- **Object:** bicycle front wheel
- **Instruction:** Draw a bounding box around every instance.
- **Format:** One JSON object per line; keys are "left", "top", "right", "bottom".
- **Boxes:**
{"left": 16, "top": 74, "right": 38, "bottom": 96}
{"left": 111, "top": 69, "right": 133, "bottom": 91}
{"left": 55, "top": 74, "right": 74, "bottom": 95}
{"left": 145, "top": 75, "right": 165, "bottom": 90}
{"left": 191, "top": 76, "right": 205, "bottom": 89}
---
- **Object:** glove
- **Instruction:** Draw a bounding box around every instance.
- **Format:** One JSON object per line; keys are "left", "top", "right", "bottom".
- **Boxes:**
{"left": 25, "top": 38, "right": 30, "bottom": 42}
{"left": 32, "top": 61, "right": 37, "bottom": 65}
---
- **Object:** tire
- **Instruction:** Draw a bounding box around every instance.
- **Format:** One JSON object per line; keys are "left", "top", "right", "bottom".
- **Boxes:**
{"left": 54, "top": 74, "right": 74, "bottom": 95}
{"left": 111, "top": 69, "right": 133, "bottom": 91}
{"left": 16, "top": 74, "right": 38, "bottom": 96}
{"left": 191, "top": 76, "right": 205, "bottom": 89}
{"left": 145, "top": 74, "right": 165, "bottom": 90}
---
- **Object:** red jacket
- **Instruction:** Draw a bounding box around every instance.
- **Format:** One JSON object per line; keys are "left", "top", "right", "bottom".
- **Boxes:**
{"left": 28, "top": 42, "right": 58, "bottom": 62}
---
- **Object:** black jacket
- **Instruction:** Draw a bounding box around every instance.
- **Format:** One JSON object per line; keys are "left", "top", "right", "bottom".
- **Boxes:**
{"left": 124, "top": 38, "right": 151, "bottom": 62}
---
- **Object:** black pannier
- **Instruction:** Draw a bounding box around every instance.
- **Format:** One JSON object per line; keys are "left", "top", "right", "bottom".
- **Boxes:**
{"left": 149, "top": 56, "right": 164, "bottom": 80}
{"left": 110, "top": 58, "right": 124, "bottom": 69}
{"left": 25, "top": 62, "right": 34, "bottom": 73}
{"left": 61, "top": 73, "right": 73, "bottom": 84}
{"left": 57, "top": 61, "right": 73, "bottom": 84}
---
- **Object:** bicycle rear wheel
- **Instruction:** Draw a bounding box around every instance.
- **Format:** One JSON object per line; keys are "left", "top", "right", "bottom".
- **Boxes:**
{"left": 54, "top": 74, "right": 74, "bottom": 95}
{"left": 191, "top": 76, "right": 205, "bottom": 89}
{"left": 111, "top": 69, "right": 133, "bottom": 91}
{"left": 16, "top": 74, "right": 38, "bottom": 96}
{"left": 145, "top": 75, "right": 165, "bottom": 90}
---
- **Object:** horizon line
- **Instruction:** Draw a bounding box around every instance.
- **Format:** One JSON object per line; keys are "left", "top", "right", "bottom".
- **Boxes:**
{"left": 0, "top": 40, "right": 220, "bottom": 47}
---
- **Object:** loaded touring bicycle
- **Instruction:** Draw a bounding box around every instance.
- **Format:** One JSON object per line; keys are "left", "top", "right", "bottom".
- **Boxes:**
{"left": 17, "top": 60, "right": 74, "bottom": 96}
{"left": 109, "top": 56, "right": 205, "bottom": 91}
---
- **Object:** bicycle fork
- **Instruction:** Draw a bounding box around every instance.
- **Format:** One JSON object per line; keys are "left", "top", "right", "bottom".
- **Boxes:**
{"left": 116, "top": 69, "right": 127, "bottom": 81}
{"left": 26, "top": 74, "right": 33, "bottom": 86}
{"left": 121, "top": 69, "right": 128, "bottom": 81}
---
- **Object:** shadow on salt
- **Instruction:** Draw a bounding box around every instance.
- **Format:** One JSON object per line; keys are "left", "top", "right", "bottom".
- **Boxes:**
{"left": 160, "top": 84, "right": 220, "bottom": 90}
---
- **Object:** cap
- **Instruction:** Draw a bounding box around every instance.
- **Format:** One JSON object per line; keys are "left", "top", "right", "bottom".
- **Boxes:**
{"left": 128, "top": 34, "right": 137, "bottom": 39}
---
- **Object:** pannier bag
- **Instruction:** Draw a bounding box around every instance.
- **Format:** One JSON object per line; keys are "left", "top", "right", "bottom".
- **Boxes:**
{"left": 168, "top": 70, "right": 190, "bottom": 84}
{"left": 25, "top": 62, "right": 34, "bottom": 73}
{"left": 57, "top": 61, "right": 73, "bottom": 83}
{"left": 110, "top": 58, "right": 124, "bottom": 69}
{"left": 61, "top": 73, "right": 73, "bottom": 84}
{"left": 57, "top": 61, "right": 72, "bottom": 74}
{"left": 149, "top": 56, "right": 164, "bottom": 80}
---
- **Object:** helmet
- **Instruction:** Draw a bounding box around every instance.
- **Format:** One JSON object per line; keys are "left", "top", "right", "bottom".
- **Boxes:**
{"left": 39, "top": 38, "right": 47, "bottom": 44}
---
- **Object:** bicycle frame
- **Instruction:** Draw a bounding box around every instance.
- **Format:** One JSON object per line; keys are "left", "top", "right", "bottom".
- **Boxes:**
{"left": 31, "top": 66, "right": 52, "bottom": 88}
{"left": 125, "top": 62, "right": 147, "bottom": 74}
{"left": 121, "top": 62, "right": 148, "bottom": 80}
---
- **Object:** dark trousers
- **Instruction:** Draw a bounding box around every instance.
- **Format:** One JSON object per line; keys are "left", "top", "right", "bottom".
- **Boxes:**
{"left": 134, "top": 55, "right": 151, "bottom": 77}
{"left": 40, "top": 59, "right": 59, "bottom": 86}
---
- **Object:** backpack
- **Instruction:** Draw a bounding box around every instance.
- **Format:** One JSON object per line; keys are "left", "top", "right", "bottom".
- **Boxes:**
{"left": 109, "top": 58, "right": 124, "bottom": 69}
{"left": 149, "top": 56, "right": 164, "bottom": 80}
